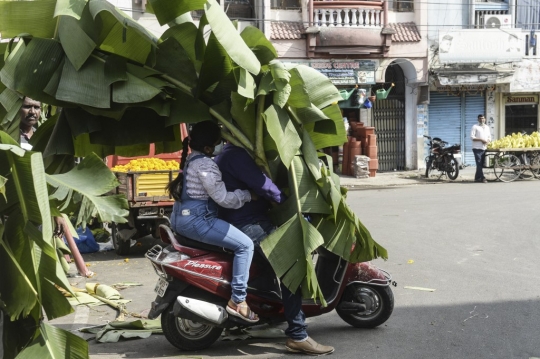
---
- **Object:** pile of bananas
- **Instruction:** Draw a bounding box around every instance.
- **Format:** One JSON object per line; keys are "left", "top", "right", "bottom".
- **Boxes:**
{"left": 111, "top": 158, "right": 180, "bottom": 172}
{"left": 488, "top": 131, "right": 540, "bottom": 149}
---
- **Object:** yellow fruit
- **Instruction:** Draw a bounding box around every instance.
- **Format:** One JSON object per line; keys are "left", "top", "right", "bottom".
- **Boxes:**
{"left": 488, "top": 131, "right": 540, "bottom": 150}
{"left": 111, "top": 157, "right": 180, "bottom": 172}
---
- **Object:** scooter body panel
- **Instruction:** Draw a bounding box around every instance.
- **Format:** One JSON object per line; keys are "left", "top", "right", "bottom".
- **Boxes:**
{"left": 148, "top": 225, "right": 392, "bottom": 329}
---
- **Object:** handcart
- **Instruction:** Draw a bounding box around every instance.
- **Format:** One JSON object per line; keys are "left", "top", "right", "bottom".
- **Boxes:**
{"left": 484, "top": 148, "right": 540, "bottom": 182}
{"left": 110, "top": 170, "right": 175, "bottom": 255}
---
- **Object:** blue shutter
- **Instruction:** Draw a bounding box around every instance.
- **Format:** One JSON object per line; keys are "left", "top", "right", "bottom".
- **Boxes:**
{"left": 427, "top": 92, "right": 462, "bottom": 157}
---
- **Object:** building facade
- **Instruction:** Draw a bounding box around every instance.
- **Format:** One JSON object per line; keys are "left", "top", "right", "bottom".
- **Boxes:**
{"left": 267, "top": 0, "right": 429, "bottom": 171}
{"left": 427, "top": 0, "right": 540, "bottom": 167}
{"left": 119, "top": 0, "right": 429, "bottom": 171}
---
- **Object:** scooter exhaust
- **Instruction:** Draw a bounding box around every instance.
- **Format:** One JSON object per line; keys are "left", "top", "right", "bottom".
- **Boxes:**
{"left": 173, "top": 296, "right": 228, "bottom": 325}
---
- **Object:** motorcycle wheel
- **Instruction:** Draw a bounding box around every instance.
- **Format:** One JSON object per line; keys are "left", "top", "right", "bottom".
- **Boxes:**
{"left": 425, "top": 158, "right": 434, "bottom": 178}
{"left": 336, "top": 284, "right": 394, "bottom": 328}
{"left": 446, "top": 157, "right": 459, "bottom": 180}
{"left": 161, "top": 302, "right": 224, "bottom": 351}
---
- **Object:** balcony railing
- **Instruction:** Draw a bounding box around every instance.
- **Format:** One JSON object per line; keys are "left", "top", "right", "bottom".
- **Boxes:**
{"left": 310, "top": 1, "right": 386, "bottom": 28}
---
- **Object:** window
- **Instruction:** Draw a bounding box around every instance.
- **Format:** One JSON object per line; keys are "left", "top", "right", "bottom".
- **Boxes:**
{"left": 392, "top": 0, "right": 413, "bottom": 12}
{"left": 271, "top": 0, "right": 301, "bottom": 10}
{"left": 225, "top": 0, "right": 254, "bottom": 19}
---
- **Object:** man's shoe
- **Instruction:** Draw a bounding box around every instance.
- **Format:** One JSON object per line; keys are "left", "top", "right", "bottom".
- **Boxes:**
{"left": 285, "top": 337, "right": 335, "bottom": 356}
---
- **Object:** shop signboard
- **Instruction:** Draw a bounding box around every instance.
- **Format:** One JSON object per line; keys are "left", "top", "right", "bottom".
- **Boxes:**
{"left": 504, "top": 94, "right": 538, "bottom": 105}
{"left": 284, "top": 60, "right": 377, "bottom": 85}
{"left": 439, "top": 29, "right": 524, "bottom": 64}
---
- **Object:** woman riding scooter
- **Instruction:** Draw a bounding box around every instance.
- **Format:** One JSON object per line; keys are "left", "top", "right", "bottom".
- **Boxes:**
{"left": 167, "top": 120, "right": 259, "bottom": 323}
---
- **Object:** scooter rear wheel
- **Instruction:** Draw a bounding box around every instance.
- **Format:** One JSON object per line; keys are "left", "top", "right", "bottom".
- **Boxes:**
{"left": 161, "top": 302, "right": 224, "bottom": 351}
{"left": 336, "top": 284, "right": 394, "bottom": 328}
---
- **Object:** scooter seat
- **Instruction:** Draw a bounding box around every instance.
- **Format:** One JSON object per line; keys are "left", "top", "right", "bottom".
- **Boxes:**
{"left": 174, "top": 232, "right": 233, "bottom": 254}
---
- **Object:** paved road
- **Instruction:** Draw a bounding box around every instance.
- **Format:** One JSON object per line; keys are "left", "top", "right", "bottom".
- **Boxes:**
{"left": 51, "top": 179, "right": 540, "bottom": 358}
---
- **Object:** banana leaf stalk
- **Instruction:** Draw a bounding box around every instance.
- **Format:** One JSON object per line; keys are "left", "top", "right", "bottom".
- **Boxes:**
{"left": 254, "top": 96, "right": 270, "bottom": 178}
{"left": 90, "top": 294, "right": 143, "bottom": 320}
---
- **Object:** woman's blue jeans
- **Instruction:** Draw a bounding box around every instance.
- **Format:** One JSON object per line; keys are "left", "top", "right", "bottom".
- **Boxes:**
{"left": 171, "top": 200, "right": 254, "bottom": 303}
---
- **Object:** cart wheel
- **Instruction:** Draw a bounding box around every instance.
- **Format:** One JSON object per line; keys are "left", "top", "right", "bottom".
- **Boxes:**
{"left": 483, "top": 153, "right": 498, "bottom": 182}
{"left": 111, "top": 222, "right": 131, "bottom": 256}
{"left": 494, "top": 153, "right": 521, "bottom": 182}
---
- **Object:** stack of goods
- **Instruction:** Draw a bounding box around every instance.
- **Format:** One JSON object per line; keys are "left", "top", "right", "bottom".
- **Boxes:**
{"left": 111, "top": 158, "right": 180, "bottom": 172}
{"left": 353, "top": 155, "right": 370, "bottom": 178}
{"left": 342, "top": 121, "right": 378, "bottom": 177}
{"left": 487, "top": 131, "right": 540, "bottom": 149}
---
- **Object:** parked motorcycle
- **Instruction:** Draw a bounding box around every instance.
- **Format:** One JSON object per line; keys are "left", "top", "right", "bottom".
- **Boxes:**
{"left": 424, "top": 135, "right": 461, "bottom": 180}
{"left": 145, "top": 225, "right": 395, "bottom": 351}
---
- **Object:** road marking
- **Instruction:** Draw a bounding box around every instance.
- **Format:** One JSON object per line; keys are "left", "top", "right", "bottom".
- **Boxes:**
{"left": 404, "top": 286, "right": 436, "bottom": 292}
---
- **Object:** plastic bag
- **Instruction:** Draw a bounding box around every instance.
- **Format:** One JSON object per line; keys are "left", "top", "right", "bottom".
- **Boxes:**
{"left": 72, "top": 226, "right": 100, "bottom": 254}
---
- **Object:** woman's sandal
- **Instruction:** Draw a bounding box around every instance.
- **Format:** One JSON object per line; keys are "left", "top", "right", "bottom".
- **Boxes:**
{"left": 226, "top": 300, "right": 259, "bottom": 323}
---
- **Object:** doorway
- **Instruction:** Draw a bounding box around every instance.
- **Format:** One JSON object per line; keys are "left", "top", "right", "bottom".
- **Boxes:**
{"left": 505, "top": 104, "right": 538, "bottom": 135}
{"left": 372, "top": 62, "right": 406, "bottom": 172}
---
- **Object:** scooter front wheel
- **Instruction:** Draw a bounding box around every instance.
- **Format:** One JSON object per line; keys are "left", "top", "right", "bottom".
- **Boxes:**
{"left": 161, "top": 302, "right": 223, "bottom": 351}
{"left": 425, "top": 158, "right": 434, "bottom": 178}
{"left": 336, "top": 284, "right": 394, "bottom": 328}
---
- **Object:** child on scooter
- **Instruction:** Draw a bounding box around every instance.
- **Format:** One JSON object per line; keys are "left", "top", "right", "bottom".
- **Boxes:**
{"left": 167, "top": 120, "right": 259, "bottom": 323}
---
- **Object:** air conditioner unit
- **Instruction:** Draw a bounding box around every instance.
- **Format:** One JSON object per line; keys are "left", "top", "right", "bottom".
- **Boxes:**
{"left": 484, "top": 15, "right": 512, "bottom": 29}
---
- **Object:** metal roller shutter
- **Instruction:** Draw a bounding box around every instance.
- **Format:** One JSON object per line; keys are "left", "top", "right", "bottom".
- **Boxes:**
{"left": 463, "top": 94, "right": 486, "bottom": 166}
{"left": 427, "top": 93, "right": 462, "bottom": 160}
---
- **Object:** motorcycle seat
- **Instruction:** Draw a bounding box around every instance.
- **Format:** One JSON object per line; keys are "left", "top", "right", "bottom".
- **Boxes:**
{"left": 445, "top": 144, "right": 461, "bottom": 152}
{"left": 175, "top": 232, "right": 233, "bottom": 254}
{"left": 159, "top": 225, "right": 233, "bottom": 254}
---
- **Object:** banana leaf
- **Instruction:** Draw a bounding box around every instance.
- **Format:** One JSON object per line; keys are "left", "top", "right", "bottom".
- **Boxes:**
{"left": 262, "top": 104, "right": 301, "bottom": 169}
{"left": 0, "top": 0, "right": 57, "bottom": 38}
{"left": 204, "top": 0, "right": 260, "bottom": 76}
{"left": 57, "top": 15, "right": 96, "bottom": 71}
{"left": 160, "top": 22, "right": 203, "bottom": 72}
{"left": 149, "top": 0, "right": 207, "bottom": 25}
{"left": 15, "top": 322, "right": 88, "bottom": 359}
{"left": 54, "top": 0, "right": 88, "bottom": 19}
{"left": 46, "top": 153, "right": 129, "bottom": 228}
{"left": 0, "top": 4, "right": 387, "bottom": 348}
{"left": 240, "top": 26, "right": 278, "bottom": 66}
{"left": 89, "top": 0, "right": 158, "bottom": 65}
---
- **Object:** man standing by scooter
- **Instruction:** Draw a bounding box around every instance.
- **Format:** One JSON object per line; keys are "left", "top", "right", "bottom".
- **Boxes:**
{"left": 215, "top": 143, "right": 335, "bottom": 356}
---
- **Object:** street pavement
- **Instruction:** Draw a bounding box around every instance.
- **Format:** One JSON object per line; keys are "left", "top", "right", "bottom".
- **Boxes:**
{"left": 47, "top": 167, "right": 540, "bottom": 359}
{"left": 339, "top": 165, "right": 478, "bottom": 189}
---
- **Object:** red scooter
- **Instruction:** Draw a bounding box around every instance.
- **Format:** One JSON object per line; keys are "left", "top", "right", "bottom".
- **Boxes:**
{"left": 146, "top": 225, "right": 395, "bottom": 351}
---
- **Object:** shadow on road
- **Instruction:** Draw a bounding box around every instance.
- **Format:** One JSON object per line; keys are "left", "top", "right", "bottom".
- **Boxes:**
{"left": 81, "top": 299, "right": 540, "bottom": 359}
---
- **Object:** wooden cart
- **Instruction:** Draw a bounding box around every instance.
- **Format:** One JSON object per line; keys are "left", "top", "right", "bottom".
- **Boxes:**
{"left": 111, "top": 170, "right": 175, "bottom": 255}
{"left": 484, "top": 148, "right": 540, "bottom": 182}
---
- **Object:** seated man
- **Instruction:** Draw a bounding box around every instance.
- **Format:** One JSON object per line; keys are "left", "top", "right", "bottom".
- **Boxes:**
{"left": 215, "top": 143, "right": 334, "bottom": 356}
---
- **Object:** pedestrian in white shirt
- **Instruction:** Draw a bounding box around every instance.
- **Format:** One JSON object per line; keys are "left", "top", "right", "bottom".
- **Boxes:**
{"left": 471, "top": 114, "right": 492, "bottom": 183}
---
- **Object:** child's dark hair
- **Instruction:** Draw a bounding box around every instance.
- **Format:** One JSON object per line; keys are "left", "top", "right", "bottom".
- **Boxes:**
{"left": 166, "top": 121, "right": 221, "bottom": 201}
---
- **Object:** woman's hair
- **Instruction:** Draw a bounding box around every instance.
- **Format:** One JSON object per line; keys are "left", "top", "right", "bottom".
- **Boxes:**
{"left": 166, "top": 121, "right": 221, "bottom": 201}
{"left": 187, "top": 120, "right": 221, "bottom": 153}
